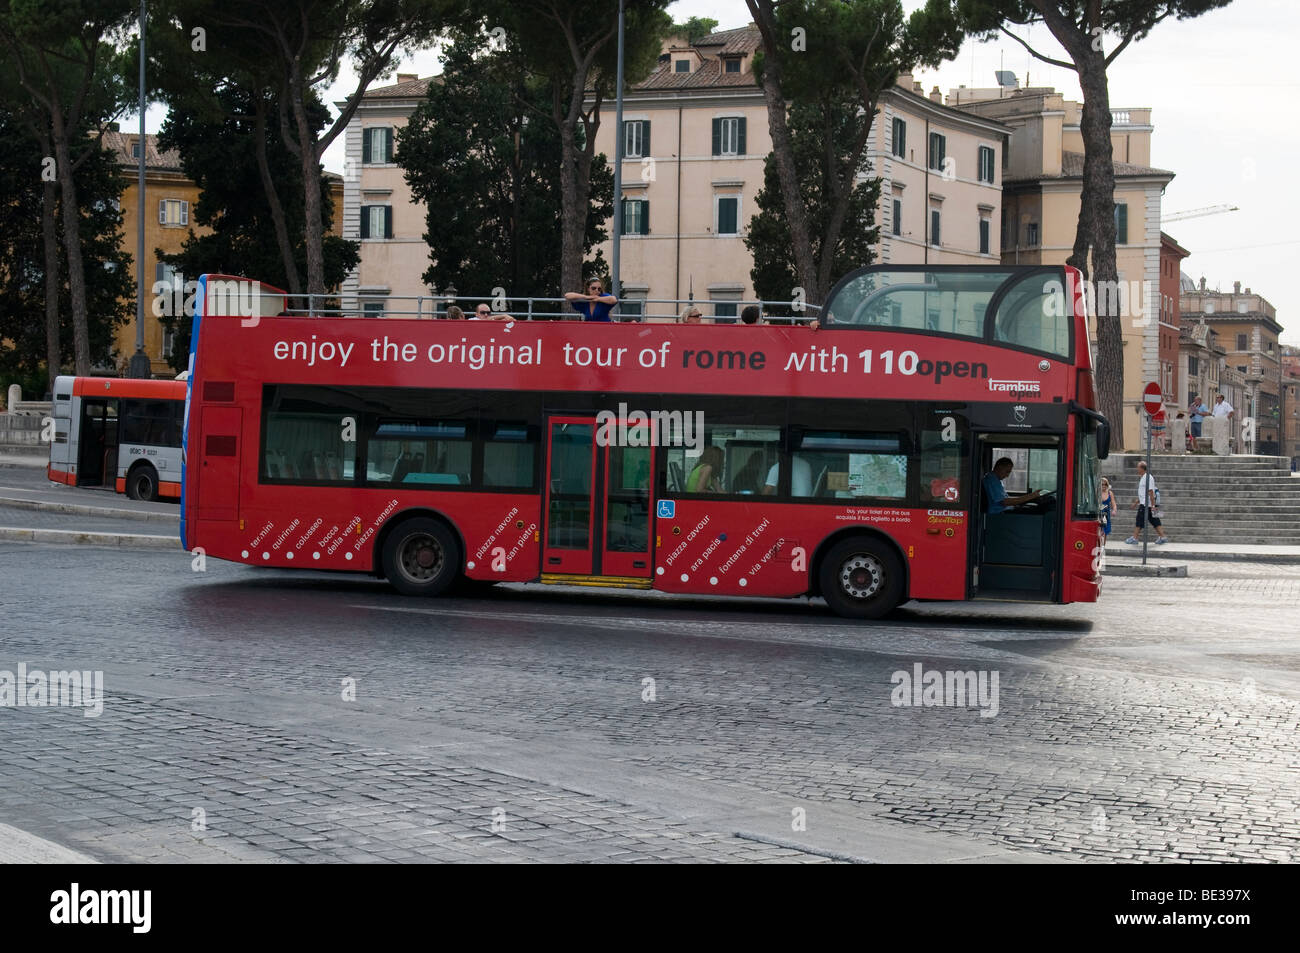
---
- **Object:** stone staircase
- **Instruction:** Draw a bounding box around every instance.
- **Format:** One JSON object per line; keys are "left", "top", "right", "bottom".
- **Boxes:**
{"left": 1101, "top": 453, "right": 1300, "bottom": 544}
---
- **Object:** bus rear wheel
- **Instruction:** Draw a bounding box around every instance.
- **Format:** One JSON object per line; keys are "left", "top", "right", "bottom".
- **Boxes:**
{"left": 819, "top": 537, "right": 904, "bottom": 620}
{"left": 126, "top": 464, "right": 159, "bottom": 502}
{"left": 381, "top": 517, "right": 461, "bottom": 597}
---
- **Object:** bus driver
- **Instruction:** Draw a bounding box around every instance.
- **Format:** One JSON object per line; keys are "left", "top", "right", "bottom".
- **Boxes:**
{"left": 982, "top": 457, "right": 1042, "bottom": 513}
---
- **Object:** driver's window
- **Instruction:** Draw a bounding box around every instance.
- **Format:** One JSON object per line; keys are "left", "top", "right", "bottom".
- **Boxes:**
{"left": 991, "top": 446, "right": 1057, "bottom": 494}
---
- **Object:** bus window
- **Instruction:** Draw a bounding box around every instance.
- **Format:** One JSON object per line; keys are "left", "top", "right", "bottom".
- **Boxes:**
{"left": 991, "top": 445, "right": 1058, "bottom": 495}
{"left": 483, "top": 422, "right": 537, "bottom": 489}
{"left": 824, "top": 269, "right": 1001, "bottom": 336}
{"left": 369, "top": 421, "right": 471, "bottom": 486}
{"left": 666, "top": 426, "right": 780, "bottom": 496}
{"left": 262, "top": 388, "right": 358, "bottom": 483}
{"left": 919, "top": 415, "right": 968, "bottom": 505}
{"left": 992, "top": 272, "right": 1071, "bottom": 358}
{"left": 792, "top": 431, "right": 907, "bottom": 500}
{"left": 1073, "top": 426, "right": 1101, "bottom": 519}
{"left": 121, "top": 399, "right": 179, "bottom": 447}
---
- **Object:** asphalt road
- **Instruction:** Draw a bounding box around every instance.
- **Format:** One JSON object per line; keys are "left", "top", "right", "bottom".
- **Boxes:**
{"left": 1, "top": 525, "right": 1297, "bottom": 863}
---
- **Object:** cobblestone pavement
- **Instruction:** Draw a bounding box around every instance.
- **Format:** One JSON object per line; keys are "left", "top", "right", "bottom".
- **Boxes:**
{"left": 1, "top": 540, "right": 1297, "bottom": 863}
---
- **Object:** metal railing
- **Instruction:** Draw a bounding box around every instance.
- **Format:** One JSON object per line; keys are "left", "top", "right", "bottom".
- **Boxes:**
{"left": 272, "top": 293, "right": 822, "bottom": 324}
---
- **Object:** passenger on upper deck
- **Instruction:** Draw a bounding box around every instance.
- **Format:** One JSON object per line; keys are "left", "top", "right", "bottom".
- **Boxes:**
{"left": 565, "top": 279, "right": 618, "bottom": 322}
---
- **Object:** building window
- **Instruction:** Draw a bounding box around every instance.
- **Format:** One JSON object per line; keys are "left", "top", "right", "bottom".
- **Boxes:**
{"left": 623, "top": 120, "right": 649, "bottom": 159}
{"left": 1026, "top": 222, "right": 1039, "bottom": 246}
{"left": 712, "top": 298, "right": 740, "bottom": 323}
{"left": 1114, "top": 202, "right": 1128, "bottom": 245}
{"left": 712, "top": 117, "right": 746, "bottom": 156}
{"left": 363, "top": 127, "right": 394, "bottom": 164}
{"left": 675, "top": 59, "right": 690, "bottom": 72}
{"left": 892, "top": 117, "right": 906, "bottom": 159}
{"left": 622, "top": 198, "right": 649, "bottom": 236}
{"left": 131, "top": 140, "right": 142, "bottom": 159}
{"left": 619, "top": 298, "right": 644, "bottom": 319}
{"left": 724, "top": 58, "right": 741, "bottom": 73}
{"left": 158, "top": 199, "right": 189, "bottom": 226}
{"left": 1188, "top": 356, "right": 1199, "bottom": 376}
{"left": 1237, "top": 334, "right": 1248, "bottom": 350}
{"left": 359, "top": 205, "right": 392, "bottom": 239}
{"left": 1238, "top": 365, "right": 1247, "bottom": 374}
{"left": 979, "top": 218, "right": 990, "bottom": 255}
{"left": 892, "top": 199, "right": 901, "bottom": 237}
{"left": 362, "top": 301, "right": 385, "bottom": 318}
{"left": 715, "top": 195, "right": 739, "bottom": 235}
{"left": 978, "top": 145, "right": 995, "bottom": 183}
{"left": 930, "top": 210, "right": 941, "bottom": 247}
{"left": 927, "top": 132, "right": 945, "bottom": 171}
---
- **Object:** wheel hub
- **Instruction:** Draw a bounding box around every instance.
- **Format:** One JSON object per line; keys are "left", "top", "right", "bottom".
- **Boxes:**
{"left": 839, "top": 554, "right": 883, "bottom": 600}
{"left": 400, "top": 534, "right": 443, "bottom": 581}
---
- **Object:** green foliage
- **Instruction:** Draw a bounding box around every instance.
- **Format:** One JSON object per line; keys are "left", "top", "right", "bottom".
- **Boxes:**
{"left": 944, "top": 0, "right": 1234, "bottom": 47}
{"left": 672, "top": 16, "right": 718, "bottom": 44}
{"left": 154, "top": 85, "right": 359, "bottom": 372}
{"left": 398, "top": 34, "right": 612, "bottom": 301}
{"left": 746, "top": 95, "right": 882, "bottom": 314}
{"left": 0, "top": 102, "right": 131, "bottom": 389}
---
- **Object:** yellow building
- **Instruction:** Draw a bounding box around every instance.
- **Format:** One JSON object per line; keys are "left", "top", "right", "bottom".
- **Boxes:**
{"left": 107, "top": 129, "right": 345, "bottom": 375}
{"left": 951, "top": 84, "right": 1174, "bottom": 450}
{"left": 106, "top": 129, "right": 205, "bottom": 376}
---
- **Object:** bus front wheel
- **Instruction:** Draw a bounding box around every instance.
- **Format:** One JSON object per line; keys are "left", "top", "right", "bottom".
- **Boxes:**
{"left": 381, "top": 517, "right": 461, "bottom": 597}
{"left": 126, "top": 464, "right": 159, "bottom": 502}
{"left": 819, "top": 537, "right": 904, "bottom": 620}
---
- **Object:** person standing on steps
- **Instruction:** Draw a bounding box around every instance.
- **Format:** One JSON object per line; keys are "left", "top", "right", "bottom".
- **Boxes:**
{"left": 1125, "top": 460, "right": 1168, "bottom": 544}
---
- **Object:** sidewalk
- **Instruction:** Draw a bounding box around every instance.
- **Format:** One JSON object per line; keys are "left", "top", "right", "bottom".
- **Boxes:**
{"left": 1105, "top": 540, "right": 1300, "bottom": 564}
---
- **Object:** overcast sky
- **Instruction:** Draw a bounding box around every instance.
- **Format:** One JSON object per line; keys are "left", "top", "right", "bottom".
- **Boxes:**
{"left": 125, "top": 1, "right": 1296, "bottom": 341}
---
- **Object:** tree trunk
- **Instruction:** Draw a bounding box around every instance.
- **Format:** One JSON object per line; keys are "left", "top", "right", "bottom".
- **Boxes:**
{"left": 253, "top": 97, "right": 302, "bottom": 296}
{"left": 558, "top": 117, "right": 583, "bottom": 306}
{"left": 747, "top": 0, "right": 817, "bottom": 304}
{"left": 287, "top": 69, "right": 326, "bottom": 300}
{"left": 1073, "top": 53, "right": 1123, "bottom": 446}
{"left": 51, "top": 116, "right": 91, "bottom": 374}
{"left": 41, "top": 177, "right": 61, "bottom": 393}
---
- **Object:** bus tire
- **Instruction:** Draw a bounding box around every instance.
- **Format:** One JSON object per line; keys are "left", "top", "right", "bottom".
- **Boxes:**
{"left": 819, "top": 536, "right": 904, "bottom": 620}
{"left": 126, "top": 464, "right": 159, "bottom": 502}
{"left": 381, "top": 517, "right": 461, "bottom": 597}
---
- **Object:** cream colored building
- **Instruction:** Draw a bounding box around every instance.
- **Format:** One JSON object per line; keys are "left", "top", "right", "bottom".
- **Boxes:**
{"left": 339, "top": 74, "right": 435, "bottom": 315}
{"left": 592, "top": 29, "right": 1008, "bottom": 319}
{"left": 951, "top": 83, "right": 1174, "bottom": 450}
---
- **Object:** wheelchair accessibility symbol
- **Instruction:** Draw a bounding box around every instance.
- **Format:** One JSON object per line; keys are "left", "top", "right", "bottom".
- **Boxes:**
{"left": 657, "top": 500, "right": 675, "bottom": 519}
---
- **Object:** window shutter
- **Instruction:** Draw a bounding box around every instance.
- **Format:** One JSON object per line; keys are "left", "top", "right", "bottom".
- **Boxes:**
{"left": 359, "top": 205, "right": 370, "bottom": 239}
{"left": 1115, "top": 203, "right": 1128, "bottom": 245}
{"left": 384, "top": 206, "right": 393, "bottom": 238}
{"left": 362, "top": 130, "right": 371, "bottom": 165}
{"left": 640, "top": 200, "right": 649, "bottom": 235}
{"left": 979, "top": 219, "right": 990, "bottom": 255}
{"left": 155, "top": 262, "right": 165, "bottom": 283}
{"left": 181, "top": 201, "right": 188, "bottom": 225}
{"left": 384, "top": 127, "right": 394, "bottom": 163}
{"left": 158, "top": 199, "right": 166, "bottom": 224}
{"left": 736, "top": 117, "right": 746, "bottom": 156}
{"left": 642, "top": 121, "right": 650, "bottom": 157}
{"left": 892, "top": 199, "right": 901, "bottom": 236}
{"left": 712, "top": 118, "right": 721, "bottom": 156}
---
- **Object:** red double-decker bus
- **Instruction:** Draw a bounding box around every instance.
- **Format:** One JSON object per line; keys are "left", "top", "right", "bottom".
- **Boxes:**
{"left": 181, "top": 266, "right": 1109, "bottom": 618}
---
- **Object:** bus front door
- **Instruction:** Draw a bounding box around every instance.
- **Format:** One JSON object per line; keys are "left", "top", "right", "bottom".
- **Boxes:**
{"left": 77, "top": 398, "right": 118, "bottom": 489}
{"left": 542, "top": 416, "right": 654, "bottom": 582}
{"left": 972, "top": 437, "right": 1064, "bottom": 602}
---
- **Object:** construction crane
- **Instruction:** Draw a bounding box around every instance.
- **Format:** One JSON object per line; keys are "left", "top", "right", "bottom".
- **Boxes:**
{"left": 1164, "top": 204, "right": 1239, "bottom": 223}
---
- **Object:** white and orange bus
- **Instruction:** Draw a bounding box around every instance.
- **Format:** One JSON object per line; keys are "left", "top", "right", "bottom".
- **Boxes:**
{"left": 49, "top": 375, "right": 187, "bottom": 502}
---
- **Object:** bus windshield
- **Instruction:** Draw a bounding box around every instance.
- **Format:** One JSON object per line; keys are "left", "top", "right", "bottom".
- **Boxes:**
{"left": 823, "top": 267, "right": 1073, "bottom": 360}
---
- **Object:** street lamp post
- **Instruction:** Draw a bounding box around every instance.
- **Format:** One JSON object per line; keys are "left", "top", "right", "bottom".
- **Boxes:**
{"left": 610, "top": 0, "right": 625, "bottom": 314}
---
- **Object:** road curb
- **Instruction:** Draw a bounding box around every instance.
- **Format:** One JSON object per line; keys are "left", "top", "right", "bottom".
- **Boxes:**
{"left": 1106, "top": 547, "right": 1300, "bottom": 565}
{"left": 1104, "top": 563, "right": 1188, "bottom": 577}
{"left": 0, "top": 494, "right": 178, "bottom": 524}
{"left": 0, "top": 526, "right": 179, "bottom": 549}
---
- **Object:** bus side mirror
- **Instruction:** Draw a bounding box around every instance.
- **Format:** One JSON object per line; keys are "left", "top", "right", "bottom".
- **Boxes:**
{"left": 1096, "top": 420, "right": 1110, "bottom": 459}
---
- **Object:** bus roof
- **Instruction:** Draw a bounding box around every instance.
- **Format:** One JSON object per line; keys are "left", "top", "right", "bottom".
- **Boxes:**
{"left": 62, "top": 376, "right": 188, "bottom": 400}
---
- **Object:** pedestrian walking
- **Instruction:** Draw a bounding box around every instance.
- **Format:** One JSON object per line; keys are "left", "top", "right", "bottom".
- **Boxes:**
{"left": 1125, "top": 460, "right": 1168, "bottom": 544}
{"left": 1099, "top": 477, "right": 1115, "bottom": 537}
